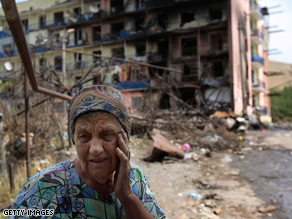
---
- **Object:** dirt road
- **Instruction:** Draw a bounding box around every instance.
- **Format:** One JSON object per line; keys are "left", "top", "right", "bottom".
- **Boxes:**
{"left": 130, "top": 130, "right": 292, "bottom": 219}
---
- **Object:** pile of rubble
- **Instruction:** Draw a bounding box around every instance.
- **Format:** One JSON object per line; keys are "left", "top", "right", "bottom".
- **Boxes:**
{"left": 129, "top": 107, "right": 276, "bottom": 163}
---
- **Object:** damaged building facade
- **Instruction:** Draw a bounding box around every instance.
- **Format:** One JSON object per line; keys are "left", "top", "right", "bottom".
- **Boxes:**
{"left": 0, "top": 0, "right": 270, "bottom": 115}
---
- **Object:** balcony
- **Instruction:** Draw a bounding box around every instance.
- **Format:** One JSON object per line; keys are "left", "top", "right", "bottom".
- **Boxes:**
{"left": 252, "top": 55, "right": 265, "bottom": 68}
{"left": 251, "top": 29, "right": 263, "bottom": 44}
{"left": 99, "top": 29, "right": 166, "bottom": 43}
{"left": 253, "top": 80, "right": 267, "bottom": 93}
{"left": 126, "top": 52, "right": 165, "bottom": 63}
{"left": 124, "top": 0, "right": 176, "bottom": 12}
{"left": 3, "top": 12, "right": 105, "bottom": 34}
{"left": 261, "top": 106, "right": 268, "bottom": 115}
{"left": 0, "top": 31, "right": 11, "bottom": 39}
{"left": 250, "top": 1, "right": 263, "bottom": 20}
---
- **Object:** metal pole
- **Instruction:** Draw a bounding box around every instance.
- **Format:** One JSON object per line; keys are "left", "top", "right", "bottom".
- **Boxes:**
{"left": 24, "top": 72, "right": 30, "bottom": 178}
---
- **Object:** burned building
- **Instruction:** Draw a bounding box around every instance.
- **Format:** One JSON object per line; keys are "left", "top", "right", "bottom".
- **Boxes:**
{"left": 0, "top": 0, "right": 270, "bottom": 115}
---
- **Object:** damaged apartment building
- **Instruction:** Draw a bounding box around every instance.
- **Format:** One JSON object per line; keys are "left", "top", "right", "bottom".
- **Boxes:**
{"left": 0, "top": 0, "right": 270, "bottom": 116}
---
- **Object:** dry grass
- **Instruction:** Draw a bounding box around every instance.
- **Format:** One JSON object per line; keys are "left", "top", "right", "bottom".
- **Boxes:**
{"left": 0, "top": 155, "right": 56, "bottom": 209}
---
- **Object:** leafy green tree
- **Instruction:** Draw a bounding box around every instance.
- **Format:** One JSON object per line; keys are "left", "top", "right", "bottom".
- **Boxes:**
{"left": 270, "top": 86, "right": 292, "bottom": 121}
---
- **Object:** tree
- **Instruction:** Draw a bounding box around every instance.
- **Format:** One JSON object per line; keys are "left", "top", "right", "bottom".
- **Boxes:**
{"left": 270, "top": 86, "right": 292, "bottom": 121}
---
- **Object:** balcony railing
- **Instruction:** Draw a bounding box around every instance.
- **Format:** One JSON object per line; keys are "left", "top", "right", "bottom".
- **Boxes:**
{"left": 251, "top": 29, "right": 263, "bottom": 44}
{"left": 125, "top": 0, "right": 176, "bottom": 12}
{"left": 252, "top": 55, "right": 265, "bottom": 67}
{"left": 253, "top": 80, "right": 265, "bottom": 88}
{"left": 100, "top": 28, "right": 166, "bottom": 43}
{"left": 250, "top": 1, "right": 263, "bottom": 20}
{"left": 0, "top": 0, "right": 197, "bottom": 39}
{"left": 253, "top": 80, "right": 267, "bottom": 93}
{"left": 126, "top": 52, "right": 165, "bottom": 63}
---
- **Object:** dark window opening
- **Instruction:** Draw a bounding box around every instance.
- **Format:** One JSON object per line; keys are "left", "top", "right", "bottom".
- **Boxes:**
{"left": 22, "top": 19, "right": 28, "bottom": 31}
{"left": 209, "top": 9, "right": 222, "bottom": 20}
{"left": 132, "top": 97, "right": 143, "bottom": 109}
{"left": 181, "top": 12, "right": 195, "bottom": 27}
{"left": 252, "top": 94, "right": 257, "bottom": 108}
{"left": 74, "top": 53, "right": 82, "bottom": 70}
{"left": 210, "top": 33, "right": 223, "bottom": 51}
{"left": 39, "top": 15, "right": 46, "bottom": 29}
{"left": 180, "top": 90, "right": 197, "bottom": 107}
{"left": 54, "top": 11, "right": 64, "bottom": 25}
{"left": 135, "top": 17, "right": 145, "bottom": 32}
{"left": 159, "top": 93, "right": 170, "bottom": 109}
{"left": 213, "top": 61, "right": 224, "bottom": 77}
{"left": 182, "top": 64, "right": 198, "bottom": 82}
{"left": 157, "top": 13, "right": 168, "bottom": 29}
{"left": 39, "top": 58, "right": 47, "bottom": 71}
{"left": 73, "top": 7, "right": 81, "bottom": 16}
{"left": 110, "top": 0, "right": 124, "bottom": 14}
{"left": 53, "top": 33, "right": 61, "bottom": 43}
{"left": 111, "top": 22, "right": 124, "bottom": 37}
{"left": 158, "top": 40, "right": 168, "bottom": 57}
{"left": 181, "top": 38, "right": 197, "bottom": 56}
{"left": 252, "top": 69, "right": 258, "bottom": 85}
{"left": 183, "top": 64, "right": 191, "bottom": 75}
{"left": 136, "top": 44, "right": 146, "bottom": 56}
{"left": 93, "top": 50, "right": 101, "bottom": 63}
{"left": 74, "top": 29, "right": 83, "bottom": 45}
{"left": 92, "top": 26, "right": 101, "bottom": 42}
{"left": 135, "top": 0, "right": 146, "bottom": 9}
{"left": 112, "top": 47, "right": 125, "bottom": 59}
{"left": 54, "top": 56, "right": 62, "bottom": 71}
{"left": 3, "top": 44, "right": 12, "bottom": 56}
{"left": 75, "top": 76, "right": 81, "bottom": 81}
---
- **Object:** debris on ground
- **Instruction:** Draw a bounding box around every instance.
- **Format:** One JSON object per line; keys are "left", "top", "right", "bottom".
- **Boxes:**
{"left": 259, "top": 205, "right": 276, "bottom": 213}
{"left": 143, "top": 130, "right": 184, "bottom": 162}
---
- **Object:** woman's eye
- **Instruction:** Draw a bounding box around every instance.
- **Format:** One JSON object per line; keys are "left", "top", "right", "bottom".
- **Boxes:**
{"left": 102, "top": 132, "right": 114, "bottom": 140}
{"left": 78, "top": 134, "right": 89, "bottom": 140}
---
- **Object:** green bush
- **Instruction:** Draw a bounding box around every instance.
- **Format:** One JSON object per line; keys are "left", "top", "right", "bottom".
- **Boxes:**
{"left": 270, "top": 86, "right": 292, "bottom": 121}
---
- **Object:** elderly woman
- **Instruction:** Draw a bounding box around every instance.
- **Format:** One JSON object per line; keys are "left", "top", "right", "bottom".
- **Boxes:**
{"left": 11, "top": 85, "right": 166, "bottom": 219}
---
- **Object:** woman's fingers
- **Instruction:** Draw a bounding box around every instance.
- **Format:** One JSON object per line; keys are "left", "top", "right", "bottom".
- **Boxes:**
{"left": 122, "top": 129, "right": 128, "bottom": 144}
{"left": 116, "top": 147, "right": 128, "bottom": 162}
{"left": 118, "top": 129, "right": 129, "bottom": 158}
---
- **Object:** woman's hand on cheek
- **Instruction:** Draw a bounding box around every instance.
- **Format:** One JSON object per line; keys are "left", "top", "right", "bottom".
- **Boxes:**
{"left": 114, "top": 129, "right": 133, "bottom": 201}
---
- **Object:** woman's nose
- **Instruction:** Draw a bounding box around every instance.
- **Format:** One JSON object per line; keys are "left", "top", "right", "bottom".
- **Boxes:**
{"left": 89, "top": 138, "right": 104, "bottom": 154}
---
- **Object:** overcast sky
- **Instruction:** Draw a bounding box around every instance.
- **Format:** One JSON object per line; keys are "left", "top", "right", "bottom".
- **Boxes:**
{"left": 5, "top": 0, "right": 292, "bottom": 64}
{"left": 260, "top": 0, "right": 292, "bottom": 64}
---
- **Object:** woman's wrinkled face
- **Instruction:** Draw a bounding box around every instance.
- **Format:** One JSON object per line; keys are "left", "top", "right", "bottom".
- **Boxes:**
{"left": 74, "top": 112, "right": 122, "bottom": 183}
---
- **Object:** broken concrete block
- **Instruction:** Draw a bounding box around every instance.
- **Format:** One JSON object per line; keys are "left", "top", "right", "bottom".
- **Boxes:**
{"left": 144, "top": 132, "right": 184, "bottom": 161}
{"left": 259, "top": 206, "right": 276, "bottom": 213}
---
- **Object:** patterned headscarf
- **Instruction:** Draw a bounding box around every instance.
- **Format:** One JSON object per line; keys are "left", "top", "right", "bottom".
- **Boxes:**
{"left": 70, "top": 85, "right": 131, "bottom": 142}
